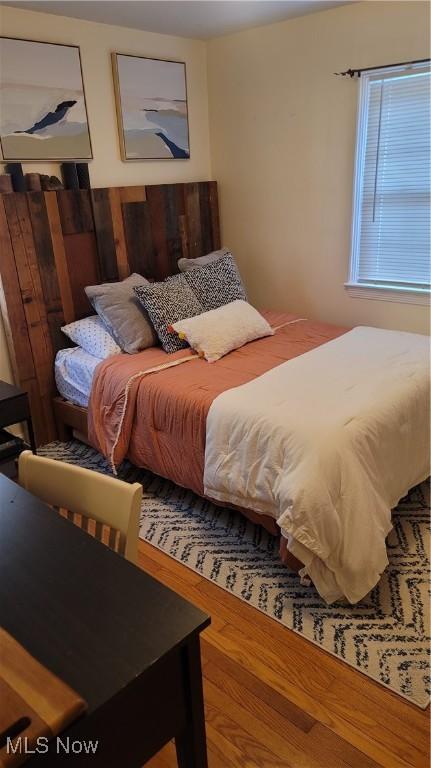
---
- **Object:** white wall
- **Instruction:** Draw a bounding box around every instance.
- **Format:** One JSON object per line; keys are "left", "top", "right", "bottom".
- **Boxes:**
{"left": 0, "top": 4, "right": 212, "bottom": 383}
{"left": 208, "top": 1, "right": 430, "bottom": 334}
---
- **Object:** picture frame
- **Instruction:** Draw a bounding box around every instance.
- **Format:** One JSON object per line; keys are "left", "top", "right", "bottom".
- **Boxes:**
{"left": 112, "top": 52, "right": 190, "bottom": 161}
{"left": 0, "top": 36, "right": 93, "bottom": 161}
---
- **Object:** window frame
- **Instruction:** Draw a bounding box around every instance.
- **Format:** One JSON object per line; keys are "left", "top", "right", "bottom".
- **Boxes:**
{"left": 345, "top": 62, "right": 431, "bottom": 306}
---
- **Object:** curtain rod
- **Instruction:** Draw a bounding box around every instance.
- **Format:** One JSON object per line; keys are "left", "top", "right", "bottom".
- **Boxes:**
{"left": 334, "top": 58, "right": 430, "bottom": 78}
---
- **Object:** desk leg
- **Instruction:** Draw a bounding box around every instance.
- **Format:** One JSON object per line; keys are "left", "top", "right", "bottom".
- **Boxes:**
{"left": 175, "top": 635, "right": 208, "bottom": 768}
{"left": 26, "top": 418, "right": 36, "bottom": 453}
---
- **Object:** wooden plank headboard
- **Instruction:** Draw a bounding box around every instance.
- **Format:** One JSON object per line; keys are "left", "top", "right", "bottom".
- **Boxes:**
{"left": 0, "top": 181, "right": 220, "bottom": 446}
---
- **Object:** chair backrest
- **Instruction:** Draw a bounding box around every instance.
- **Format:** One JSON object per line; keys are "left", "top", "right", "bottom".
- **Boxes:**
{"left": 18, "top": 451, "right": 142, "bottom": 564}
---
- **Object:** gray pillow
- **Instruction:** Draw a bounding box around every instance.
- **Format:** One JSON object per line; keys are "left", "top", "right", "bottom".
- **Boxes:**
{"left": 178, "top": 247, "right": 230, "bottom": 273}
{"left": 85, "top": 273, "right": 158, "bottom": 354}
{"left": 183, "top": 253, "right": 247, "bottom": 311}
{"left": 134, "top": 274, "right": 203, "bottom": 354}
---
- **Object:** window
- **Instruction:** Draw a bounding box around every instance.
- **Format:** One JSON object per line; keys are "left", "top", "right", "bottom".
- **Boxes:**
{"left": 347, "top": 63, "right": 430, "bottom": 303}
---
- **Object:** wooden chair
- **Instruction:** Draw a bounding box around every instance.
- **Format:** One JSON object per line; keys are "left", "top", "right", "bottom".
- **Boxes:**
{"left": 18, "top": 451, "right": 142, "bottom": 564}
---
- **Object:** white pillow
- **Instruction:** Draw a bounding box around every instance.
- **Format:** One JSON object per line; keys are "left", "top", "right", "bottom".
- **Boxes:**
{"left": 171, "top": 300, "right": 273, "bottom": 362}
{"left": 61, "top": 315, "right": 121, "bottom": 359}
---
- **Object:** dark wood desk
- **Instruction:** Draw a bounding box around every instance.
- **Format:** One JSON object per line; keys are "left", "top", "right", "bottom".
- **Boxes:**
{"left": 0, "top": 380, "right": 36, "bottom": 453}
{"left": 0, "top": 475, "right": 210, "bottom": 766}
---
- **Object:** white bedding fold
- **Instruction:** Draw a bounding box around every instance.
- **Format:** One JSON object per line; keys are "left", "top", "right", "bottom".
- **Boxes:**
{"left": 55, "top": 347, "right": 102, "bottom": 407}
{"left": 204, "top": 327, "right": 430, "bottom": 603}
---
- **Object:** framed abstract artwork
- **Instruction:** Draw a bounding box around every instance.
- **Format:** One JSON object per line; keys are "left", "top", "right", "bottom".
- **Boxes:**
{"left": 112, "top": 53, "right": 190, "bottom": 160}
{"left": 0, "top": 37, "right": 92, "bottom": 161}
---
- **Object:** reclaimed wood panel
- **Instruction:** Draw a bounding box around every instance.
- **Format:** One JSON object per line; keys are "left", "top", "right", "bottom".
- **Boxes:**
{"left": 165, "top": 184, "right": 185, "bottom": 276}
{"left": 28, "top": 193, "right": 68, "bottom": 353}
{"left": 199, "top": 182, "right": 213, "bottom": 257}
{"left": 91, "top": 188, "right": 119, "bottom": 283}
{"left": 146, "top": 185, "right": 169, "bottom": 279}
{"left": 0, "top": 181, "right": 220, "bottom": 445}
{"left": 209, "top": 181, "right": 221, "bottom": 251}
{"left": 122, "top": 200, "right": 156, "bottom": 278}
{"left": 14, "top": 194, "right": 57, "bottom": 440}
{"left": 119, "top": 185, "right": 146, "bottom": 204}
{"left": 57, "top": 189, "right": 93, "bottom": 235}
{"left": 63, "top": 232, "right": 100, "bottom": 319}
{"left": 185, "top": 182, "right": 202, "bottom": 260}
{"left": 3, "top": 194, "right": 57, "bottom": 442}
{"left": 108, "top": 187, "right": 130, "bottom": 280}
{"left": 0, "top": 198, "right": 35, "bottom": 383}
{"left": 44, "top": 192, "right": 75, "bottom": 326}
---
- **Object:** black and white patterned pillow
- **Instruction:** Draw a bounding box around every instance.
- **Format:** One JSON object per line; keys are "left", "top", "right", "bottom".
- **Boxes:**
{"left": 183, "top": 252, "right": 247, "bottom": 311}
{"left": 134, "top": 274, "right": 203, "bottom": 353}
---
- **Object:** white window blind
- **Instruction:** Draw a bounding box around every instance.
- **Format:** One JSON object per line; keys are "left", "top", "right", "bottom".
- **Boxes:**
{"left": 348, "top": 63, "right": 431, "bottom": 299}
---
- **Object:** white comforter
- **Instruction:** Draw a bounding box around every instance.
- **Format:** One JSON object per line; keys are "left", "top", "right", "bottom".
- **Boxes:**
{"left": 204, "top": 326, "right": 430, "bottom": 604}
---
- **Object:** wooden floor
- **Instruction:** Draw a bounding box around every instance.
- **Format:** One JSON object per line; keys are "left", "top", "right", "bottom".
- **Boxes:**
{"left": 139, "top": 541, "right": 430, "bottom": 768}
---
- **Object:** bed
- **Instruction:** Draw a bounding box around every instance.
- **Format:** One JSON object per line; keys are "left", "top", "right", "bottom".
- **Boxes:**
{"left": 52, "top": 307, "right": 430, "bottom": 604}
{"left": 1, "top": 183, "right": 429, "bottom": 603}
{"left": 53, "top": 309, "right": 347, "bottom": 527}
{"left": 86, "top": 315, "right": 429, "bottom": 603}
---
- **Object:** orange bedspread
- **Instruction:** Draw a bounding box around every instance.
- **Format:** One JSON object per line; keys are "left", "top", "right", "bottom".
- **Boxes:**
{"left": 89, "top": 311, "right": 347, "bottom": 503}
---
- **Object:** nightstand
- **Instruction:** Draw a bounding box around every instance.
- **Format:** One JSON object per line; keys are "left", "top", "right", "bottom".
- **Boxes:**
{"left": 0, "top": 381, "right": 36, "bottom": 466}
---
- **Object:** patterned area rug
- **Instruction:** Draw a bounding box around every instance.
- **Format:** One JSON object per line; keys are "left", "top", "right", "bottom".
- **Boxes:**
{"left": 39, "top": 441, "right": 430, "bottom": 708}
